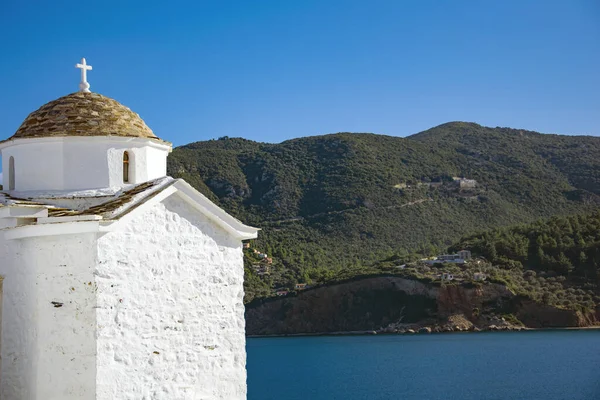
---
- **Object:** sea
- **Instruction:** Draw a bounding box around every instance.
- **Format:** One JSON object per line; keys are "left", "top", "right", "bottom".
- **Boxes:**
{"left": 247, "top": 330, "right": 600, "bottom": 400}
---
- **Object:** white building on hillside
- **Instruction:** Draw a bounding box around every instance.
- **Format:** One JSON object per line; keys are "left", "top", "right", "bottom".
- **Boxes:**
{"left": 0, "top": 59, "right": 258, "bottom": 400}
{"left": 423, "top": 250, "right": 472, "bottom": 265}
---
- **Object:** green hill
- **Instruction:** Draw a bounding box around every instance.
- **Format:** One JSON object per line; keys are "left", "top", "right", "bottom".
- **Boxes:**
{"left": 450, "top": 210, "right": 600, "bottom": 313}
{"left": 166, "top": 122, "right": 600, "bottom": 302}
{"left": 410, "top": 122, "right": 600, "bottom": 197}
{"left": 454, "top": 210, "right": 600, "bottom": 284}
{"left": 245, "top": 210, "right": 600, "bottom": 335}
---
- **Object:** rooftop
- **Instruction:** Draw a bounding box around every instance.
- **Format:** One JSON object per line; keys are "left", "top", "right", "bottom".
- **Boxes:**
{"left": 4, "top": 92, "right": 165, "bottom": 143}
{"left": 0, "top": 177, "right": 175, "bottom": 220}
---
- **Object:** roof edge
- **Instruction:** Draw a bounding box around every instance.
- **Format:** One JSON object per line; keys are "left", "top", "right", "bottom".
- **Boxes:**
{"left": 1, "top": 177, "right": 260, "bottom": 241}
{"left": 0, "top": 134, "right": 172, "bottom": 149}
{"left": 171, "top": 179, "right": 259, "bottom": 240}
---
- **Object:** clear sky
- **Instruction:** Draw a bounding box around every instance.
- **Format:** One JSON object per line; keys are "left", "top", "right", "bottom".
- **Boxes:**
{"left": 0, "top": 0, "right": 598, "bottom": 146}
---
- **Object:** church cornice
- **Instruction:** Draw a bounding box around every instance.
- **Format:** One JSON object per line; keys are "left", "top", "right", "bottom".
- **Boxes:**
{"left": 0, "top": 135, "right": 172, "bottom": 151}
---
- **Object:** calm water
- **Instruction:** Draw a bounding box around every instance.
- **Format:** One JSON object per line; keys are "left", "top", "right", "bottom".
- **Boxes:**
{"left": 247, "top": 330, "right": 600, "bottom": 400}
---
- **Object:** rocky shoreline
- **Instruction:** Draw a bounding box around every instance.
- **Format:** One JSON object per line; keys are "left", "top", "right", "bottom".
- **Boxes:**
{"left": 247, "top": 325, "right": 600, "bottom": 338}
{"left": 374, "top": 313, "right": 527, "bottom": 334}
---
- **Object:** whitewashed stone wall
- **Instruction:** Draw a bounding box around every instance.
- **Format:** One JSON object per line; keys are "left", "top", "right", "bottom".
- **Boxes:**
{"left": 96, "top": 194, "right": 247, "bottom": 400}
{"left": 0, "top": 233, "right": 98, "bottom": 400}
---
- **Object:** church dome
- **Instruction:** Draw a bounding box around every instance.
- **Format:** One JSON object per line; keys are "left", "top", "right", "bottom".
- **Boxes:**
{"left": 7, "top": 92, "right": 161, "bottom": 142}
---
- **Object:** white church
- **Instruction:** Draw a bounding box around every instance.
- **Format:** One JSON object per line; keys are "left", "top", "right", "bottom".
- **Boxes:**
{"left": 0, "top": 59, "right": 258, "bottom": 399}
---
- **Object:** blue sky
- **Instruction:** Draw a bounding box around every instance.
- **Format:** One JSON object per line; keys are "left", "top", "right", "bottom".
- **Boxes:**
{"left": 0, "top": 0, "right": 598, "bottom": 146}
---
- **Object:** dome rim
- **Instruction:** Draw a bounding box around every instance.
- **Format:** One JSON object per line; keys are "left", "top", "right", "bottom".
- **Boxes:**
{"left": 0, "top": 134, "right": 172, "bottom": 148}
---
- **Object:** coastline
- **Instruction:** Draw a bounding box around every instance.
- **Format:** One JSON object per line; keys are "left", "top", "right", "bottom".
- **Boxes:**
{"left": 246, "top": 325, "right": 600, "bottom": 338}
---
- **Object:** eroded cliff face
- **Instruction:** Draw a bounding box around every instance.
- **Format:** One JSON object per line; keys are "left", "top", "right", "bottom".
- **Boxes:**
{"left": 515, "top": 300, "right": 599, "bottom": 328}
{"left": 245, "top": 276, "right": 598, "bottom": 335}
{"left": 246, "top": 277, "right": 436, "bottom": 335}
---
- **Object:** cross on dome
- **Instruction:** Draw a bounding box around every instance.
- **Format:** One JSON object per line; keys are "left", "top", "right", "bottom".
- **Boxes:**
{"left": 75, "top": 58, "right": 93, "bottom": 93}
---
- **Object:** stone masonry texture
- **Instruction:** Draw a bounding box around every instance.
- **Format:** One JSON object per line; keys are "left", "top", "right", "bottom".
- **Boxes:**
{"left": 96, "top": 194, "right": 247, "bottom": 400}
{"left": 6, "top": 92, "right": 163, "bottom": 142}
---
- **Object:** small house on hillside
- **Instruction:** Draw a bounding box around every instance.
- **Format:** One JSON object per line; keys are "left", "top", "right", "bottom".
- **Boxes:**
{"left": 473, "top": 272, "right": 487, "bottom": 281}
{"left": 295, "top": 283, "right": 307, "bottom": 290}
{"left": 252, "top": 265, "right": 270, "bottom": 276}
{"left": 452, "top": 177, "right": 477, "bottom": 188}
{"left": 441, "top": 273, "right": 454, "bottom": 281}
{"left": 438, "top": 254, "right": 462, "bottom": 262}
{"left": 459, "top": 179, "right": 477, "bottom": 188}
{"left": 458, "top": 250, "right": 472, "bottom": 260}
{"left": 423, "top": 250, "right": 471, "bottom": 265}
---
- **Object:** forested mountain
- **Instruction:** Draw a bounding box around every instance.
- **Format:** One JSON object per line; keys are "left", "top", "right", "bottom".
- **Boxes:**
{"left": 167, "top": 122, "right": 600, "bottom": 301}
{"left": 410, "top": 122, "right": 600, "bottom": 197}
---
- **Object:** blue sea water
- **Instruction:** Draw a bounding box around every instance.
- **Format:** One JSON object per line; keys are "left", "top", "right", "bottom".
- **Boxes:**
{"left": 247, "top": 330, "right": 600, "bottom": 400}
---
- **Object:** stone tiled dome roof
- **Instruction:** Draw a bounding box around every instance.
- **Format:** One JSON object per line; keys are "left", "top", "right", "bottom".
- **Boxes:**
{"left": 7, "top": 92, "right": 163, "bottom": 142}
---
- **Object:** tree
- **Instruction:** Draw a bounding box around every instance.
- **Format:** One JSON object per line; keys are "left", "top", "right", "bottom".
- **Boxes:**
{"left": 557, "top": 253, "right": 574, "bottom": 276}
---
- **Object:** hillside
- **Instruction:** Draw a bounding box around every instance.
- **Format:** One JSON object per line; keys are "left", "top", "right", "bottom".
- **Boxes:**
{"left": 410, "top": 122, "right": 600, "bottom": 196}
{"left": 453, "top": 210, "right": 600, "bottom": 308}
{"left": 246, "top": 211, "right": 600, "bottom": 335}
{"left": 166, "top": 122, "right": 600, "bottom": 302}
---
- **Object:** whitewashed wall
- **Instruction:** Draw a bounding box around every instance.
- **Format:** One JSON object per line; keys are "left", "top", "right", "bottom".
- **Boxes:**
{"left": 0, "top": 233, "right": 98, "bottom": 400}
{"left": 96, "top": 194, "right": 247, "bottom": 400}
{"left": 1, "top": 137, "right": 170, "bottom": 192}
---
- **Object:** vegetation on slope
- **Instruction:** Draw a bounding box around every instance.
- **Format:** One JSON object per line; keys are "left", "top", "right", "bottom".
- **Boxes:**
{"left": 166, "top": 122, "right": 600, "bottom": 302}
{"left": 410, "top": 122, "right": 600, "bottom": 197}
{"left": 453, "top": 210, "right": 600, "bottom": 312}
{"left": 247, "top": 210, "right": 600, "bottom": 333}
